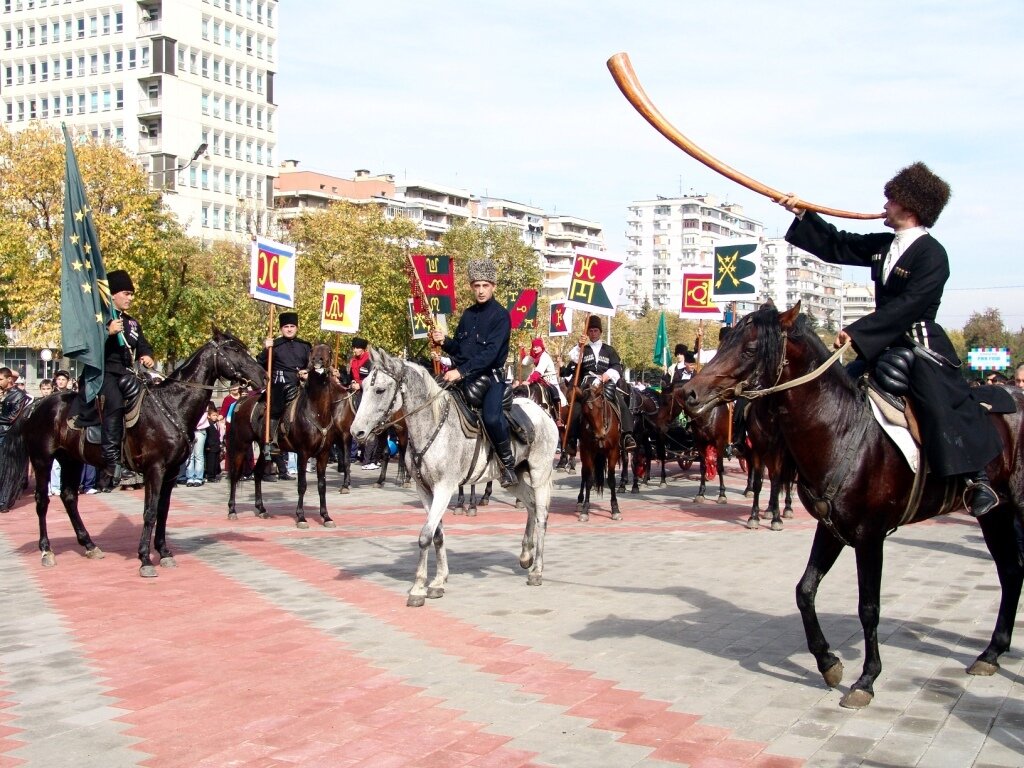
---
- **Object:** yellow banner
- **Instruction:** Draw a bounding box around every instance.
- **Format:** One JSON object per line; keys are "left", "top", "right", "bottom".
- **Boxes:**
{"left": 320, "top": 282, "right": 362, "bottom": 333}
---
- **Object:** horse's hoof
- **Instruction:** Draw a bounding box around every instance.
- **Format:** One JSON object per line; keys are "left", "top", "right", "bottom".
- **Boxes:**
{"left": 160, "top": 556, "right": 177, "bottom": 568}
{"left": 139, "top": 565, "right": 158, "bottom": 578}
{"left": 527, "top": 573, "right": 543, "bottom": 586}
{"left": 770, "top": 521, "right": 783, "bottom": 532}
{"left": 402, "top": 481, "right": 412, "bottom": 489}
{"left": 41, "top": 551, "right": 56, "bottom": 568}
{"left": 629, "top": 487, "right": 639, "bottom": 495}
{"left": 256, "top": 511, "right": 269, "bottom": 519}
{"left": 227, "top": 512, "right": 238, "bottom": 521}
{"left": 515, "top": 500, "right": 524, "bottom": 509}
{"left": 467, "top": 508, "right": 477, "bottom": 517}
{"left": 296, "top": 520, "right": 309, "bottom": 530}
{"left": 85, "top": 547, "right": 105, "bottom": 560}
{"left": 716, "top": 495, "right": 728, "bottom": 505}
{"left": 453, "top": 507, "right": 465, "bottom": 516}
{"left": 839, "top": 689, "right": 873, "bottom": 709}
{"left": 783, "top": 509, "right": 794, "bottom": 519}
{"left": 578, "top": 513, "right": 589, "bottom": 522}
{"left": 425, "top": 587, "right": 444, "bottom": 599}
{"left": 822, "top": 661, "right": 844, "bottom": 688}
{"left": 339, "top": 487, "right": 351, "bottom": 494}
{"left": 322, "top": 519, "right": 336, "bottom": 529}
{"left": 659, "top": 481, "right": 667, "bottom": 488}
{"left": 611, "top": 512, "right": 622, "bottom": 521}
{"left": 407, "top": 594, "right": 426, "bottom": 608}
{"left": 479, "top": 498, "right": 490, "bottom": 506}
{"left": 693, "top": 495, "right": 705, "bottom": 504}
{"left": 967, "top": 659, "right": 999, "bottom": 676}
{"left": 744, "top": 491, "right": 753, "bottom": 499}
{"left": 747, "top": 518, "right": 759, "bottom": 529}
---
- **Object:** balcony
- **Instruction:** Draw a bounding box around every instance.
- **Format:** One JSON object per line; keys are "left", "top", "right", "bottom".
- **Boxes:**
{"left": 138, "top": 96, "right": 161, "bottom": 115}
{"left": 138, "top": 136, "right": 162, "bottom": 153}
{"left": 139, "top": 19, "right": 162, "bottom": 36}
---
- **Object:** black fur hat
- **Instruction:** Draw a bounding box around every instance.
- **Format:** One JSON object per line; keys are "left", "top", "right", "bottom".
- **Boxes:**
{"left": 684, "top": 351, "right": 696, "bottom": 364}
{"left": 883, "top": 162, "right": 951, "bottom": 228}
{"left": 351, "top": 337, "right": 368, "bottom": 350}
{"left": 587, "top": 315, "right": 603, "bottom": 331}
{"left": 107, "top": 269, "right": 135, "bottom": 294}
{"left": 279, "top": 311, "right": 299, "bottom": 327}
{"left": 674, "top": 343, "right": 689, "bottom": 356}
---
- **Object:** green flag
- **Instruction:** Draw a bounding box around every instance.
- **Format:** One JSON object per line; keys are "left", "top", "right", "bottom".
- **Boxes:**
{"left": 60, "top": 124, "right": 112, "bottom": 403}
{"left": 653, "top": 311, "right": 669, "bottom": 368}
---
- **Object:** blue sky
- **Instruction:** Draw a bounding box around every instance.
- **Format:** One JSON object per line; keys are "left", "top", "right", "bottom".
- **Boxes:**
{"left": 277, "top": 1, "right": 1024, "bottom": 330}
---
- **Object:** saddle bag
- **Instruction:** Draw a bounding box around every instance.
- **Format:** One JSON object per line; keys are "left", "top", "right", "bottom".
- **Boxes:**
{"left": 874, "top": 347, "right": 915, "bottom": 396}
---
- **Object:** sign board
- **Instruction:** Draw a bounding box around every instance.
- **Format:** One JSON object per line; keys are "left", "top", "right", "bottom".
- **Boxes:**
{"left": 967, "top": 347, "right": 1010, "bottom": 371}
{"left": 250, "top": 237, "right": 297, "bottom": 307}
{"left": 320, "top": 282, "right": 361, "bottom": 333}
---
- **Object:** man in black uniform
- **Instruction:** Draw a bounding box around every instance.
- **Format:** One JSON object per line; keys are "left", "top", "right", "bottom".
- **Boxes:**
{"left": 567, "top": 315, "right": 636, "bottom": 449}
{"left": 257, "top": 311, "right": 310, "bottom": 480}
{"left": 780, "top": 162, "right": 1001, "bottom": 516}
{"left": 98, "top": 269, "right": 155, "bottom": 488}
{"left": 428, "top": 259, "right": 516, "bottom": 488}
{"left": 663, "top": 343, "right": 696, "bottom": 388}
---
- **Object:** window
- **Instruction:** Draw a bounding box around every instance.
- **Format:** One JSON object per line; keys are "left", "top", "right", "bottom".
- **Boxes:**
{"left": 65, "top": 57, "right": 72, "bottom": 77}
{"left": 52, "top": 57, "right": 59, "bottom": 80}
{"left": 190, "top": 51, "right": 197, "bottom": 74}
{"left": 102, "top": 51, "right": 110, "bottom": 72}
{"left": 89, "top": 15, "right": 97, "bottom": 37}
{"left": 201, "top": 205, "right": 208, "bottom": 228}
{"left": 40, "top": 61, "right": 47, "bottom": 80}
{"left": 212, "top": 95, "right": 220, "bottom": 117}
{"left": 15, "top": 64, "right": 24, "bottom": 84}
{"left": 28, "top": 25, "right": 35, "bottom": 45}
{"left": 246, "top": 0, "right": 253, "bottom": 18}
{"left": 255, "top": 107, "right": 262, "bottom": 129}
{"left": 128, "top": 48, "right": 136, "bottom": 69}
{"left": 40, "top": 97, "right": 48, "bottom": 118}
{"left": 115, "top": 12, "right": 123, "bottom": 33}
{"left": 189, "top": 166, "right": 197, "bottom": 187}
{"left": 52, "top": 23, "right": 59, "bottom": 42}
{"left": 28, "top": 62, "right": 35, "bottom": 83}
{"left": 77, "top": 56, "right": 84, "bottom": 76}
{"left": 102, "top": 88, "right": 110, "bottom": 110}
{"left": 141, "top": 46, "right": 149, "bottom": 67}
{"left": 4, "top": 103, "right": 11, "bottom": 123}
{"left": 202, "top": 18, "right": 209, "bottom": 40}
{"left": 29, "top": 99, "right": 36, "bottom": 119}
{"left": 15, "top": 28, "right": 23, "bottom": 47}
{"left": 177, "top": 47, "right": 184, "bottom": 71}
{"left": 102, "top": 14, "right": 110, "bottom": 34}
{"left": 256, "top": 73, "right": 262, "bottom": 94}
{"left": 212, "top": 21, "right": 219, "bottom": 43}
{"left": 201, "top": 168, "right": 209, "bottom": 190}
{"left": 115, "top": 87, "right": 122, "bottom": 108}
{"left": 115, "top": 50, "right": 123, "bottom": 71}
{"left": 65, "top": 94, "right": 73, "bottom": 114}
{"left": 90, "top": 53, "right": 98, "bottom": 74}
{"left": 212, "top": 59, "right": 220, "bottom": 81}
{"left": 223, "top": 65, "right": 231, "bottom": 86}
{"left": 3, "top": 68, "right": 11, "bottom": 87}
{"left": 201, "top": 92, "right": 209, "bottom": 114}
{"left": 89, "top": 91, "right": 97, "bottom": 112}
{"left": 65, "top": 20, "right": 71, "bottom": 40}
{"left": 77, "top": 18, "right": 85, "bottom": 39}
{"left": 77, "top": 93, "right": 85, "bottom": 114}
{"left": 201, "top": 55, "right": 208, "bottom": 77}
{"left": 40, "top": 24, "right": 46, "bottom": 44}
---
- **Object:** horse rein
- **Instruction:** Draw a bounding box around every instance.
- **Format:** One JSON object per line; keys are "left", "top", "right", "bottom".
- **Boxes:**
{"left": 737, "top": 340, "right": 851, "bottom": 401}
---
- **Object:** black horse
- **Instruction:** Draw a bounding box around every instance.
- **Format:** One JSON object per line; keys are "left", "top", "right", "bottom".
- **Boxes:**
{"left": 683, "top": 303, "right": 1024, "bottom": 708}
{"left": 0, "top": 330, "right": 265, "bottom": 577}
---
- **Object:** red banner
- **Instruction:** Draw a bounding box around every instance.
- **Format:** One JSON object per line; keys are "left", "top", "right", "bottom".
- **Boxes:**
{"left": 409, "top": 253, "right": 456, "bottom": 315}
{"left": 680, "top": 272, "right": 720, "bottom": 318}
{"left": 507, "top": 289, "right": 538, "bottom": 330}
{"left": 549, "top": 300, "right": 570, "bottom": 336}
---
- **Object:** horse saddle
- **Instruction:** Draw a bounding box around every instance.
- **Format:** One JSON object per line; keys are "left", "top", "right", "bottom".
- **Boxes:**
{"left": 68, "top": 377, "right": 146, "bottom": 445}
{"left": 250, "top": 393, "right": 301, "bottom": 438}
{"left": 450, "top": 386, "right": 535, "bottom": 444}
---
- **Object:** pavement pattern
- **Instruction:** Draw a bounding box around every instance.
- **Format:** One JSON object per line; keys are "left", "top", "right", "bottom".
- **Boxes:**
{"left": 0, "top": 461, "right": 1021, "bottom": 768}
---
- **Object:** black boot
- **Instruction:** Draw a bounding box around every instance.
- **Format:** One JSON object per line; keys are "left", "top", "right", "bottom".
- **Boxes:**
{"left": 100, "top": 409, "right": 124, "bottom": 481}
{"left": 966, "top": 471, "right": 998, "bottom": 517}
{"left": 267, "top": 418, "right": 281, "bottom": 455}
{"left": 494, "top": 438, "right": 518, "bottom": 488}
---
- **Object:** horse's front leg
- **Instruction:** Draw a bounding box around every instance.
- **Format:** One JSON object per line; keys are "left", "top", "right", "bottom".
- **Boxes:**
{"left": 317, "top": 453, "right": 334, "bottom": 527}
{"left": 294, "top": 452, "right": 310, "bottom": 529}
{"left": 454, "top": 485, "right": 466, "bottom": 515}
{"left": 842, "top": 537, "right": 884, "bottom": 708}
{"left": 153, "top": 471, "right": 177, "bottom": 568}
{"left": 796, "top": 523, "right": 846, "bottom": 690}
{"left": 426, "top": 521, "right": 449, "bottom": 599}
{"left": 137, "top": 471, "right": 165, "bottom": 578}
{"left": 716, "top": 453, "right": 728, "bottom": 504}
{"left": 35, "top": 459, "right": 57, "bottom": 566}
{"left": 766, "top": 472, "right": 784, "bottom": 531}
{"left": 783, "top": 480, "right": 795, "bottom": 519}
{"left": 969, "top": 507, "right": 1024, "bottom": 675}
{"left": 521, "top": 477, "right": 551, "bottom": 587}
{"left": 576, "top": 467, "right": 589, "bottom": 521}
{"left": 253, "top": 451, "right": 269, "bottom": 519}
{"left": 608, "top": 448, "right": 621, "bottom": 521}
{"left": 747, "top": 464, "right": 764, "bottom": 529}
{"left": 694, "top": 456, "right": 707, "bottom": 502}
{"left": 409, "top": 482, "right": 452, "bottom": 607}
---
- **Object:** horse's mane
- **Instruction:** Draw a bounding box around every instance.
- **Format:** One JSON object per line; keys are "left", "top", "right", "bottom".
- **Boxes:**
{"left": 160, "top": 330, "right": 248, "bottom": 387}
{"left": 749, "top": 306, "right": 858, "bottom": 398}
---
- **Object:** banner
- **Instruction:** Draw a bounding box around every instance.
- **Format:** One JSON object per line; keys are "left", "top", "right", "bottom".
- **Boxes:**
{"left": 548, "top": 300, "right": 570, "bottom": 336}
{"left": 250, "top": 237, "right": 297, "bottom": 307}
{"left": 507, "top": 288, "right": 539, "bottom": 330}
{"left": 564, "top": 247, "right": 626, "bottom": 316}
{"left": 410, "top": 253, "right": 456, "bottom": 315}
{"left": 710, "top": 240, "right": 759, "bottom": 303}
{"left": 320, "top": 282, "right": 362, "bottom": 333}
{"left": 653, "top": 311, "right": 670, "bottom": 368}
{"left": 408, "top": 299, "right": 430, "bottom": 340}
{"left": 680, "top": 272, "right": 721, "bottom": 319}
{"left": 59, "top": 125, "right": 112, "bottom": 403}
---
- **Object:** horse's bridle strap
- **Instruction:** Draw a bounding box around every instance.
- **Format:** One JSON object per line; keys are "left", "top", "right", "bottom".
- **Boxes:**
{"left": 740, "top": 341, "right": 851, "bottom": 400}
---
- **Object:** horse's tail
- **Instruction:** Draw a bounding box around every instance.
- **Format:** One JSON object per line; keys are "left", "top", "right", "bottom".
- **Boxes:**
{"left": 594, "top": 450, "right": 606, "bottom": 498}
{"left": 0, "top": 406, "right": 31, "bottom": 511}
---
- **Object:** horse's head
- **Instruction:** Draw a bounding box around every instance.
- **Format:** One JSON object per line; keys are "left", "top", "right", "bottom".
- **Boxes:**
{"left": 309, "top": 344, "right": 333, "bottom": 375}
{"left": 211, "top": 328, "right": 267, "bottom": 389}
{"left": 682, "top": 303, "right": 800, "bottom": 418}
{"left": 350, "top": 346, "right": 406, "bottom": 444}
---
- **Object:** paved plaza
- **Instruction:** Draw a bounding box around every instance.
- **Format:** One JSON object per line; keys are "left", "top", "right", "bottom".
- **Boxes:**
{"left": 0, "top": 461, "right": 1021, "bottom": 768}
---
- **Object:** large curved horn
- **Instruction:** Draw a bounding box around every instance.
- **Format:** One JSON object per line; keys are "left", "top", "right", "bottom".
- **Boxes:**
{"left": 607, "top": 52, "right": 883, "bottom": 221}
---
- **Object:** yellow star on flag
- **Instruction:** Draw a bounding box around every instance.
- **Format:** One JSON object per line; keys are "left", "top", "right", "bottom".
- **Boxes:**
{"left": 72, "top": 260, "right": 83, "bottom": 271}
{"left": 74, "top": 209, "right": 85, "bottom": 222}
{"left": 95, "top": 313, "right": 103, "bottom": 323}
{"left": 69, "top": 234, "right": 80, "bottom": 245}
{"left": 83, "top": 243, "right": 91, "bottom": 254}
{"left": 82, "top": 283, "right": 92, "bottom": 293}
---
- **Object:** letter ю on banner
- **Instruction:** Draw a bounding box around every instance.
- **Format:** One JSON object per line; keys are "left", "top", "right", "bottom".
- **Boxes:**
{"left": 257, "top": 248, "right": 280, "bottom": 292}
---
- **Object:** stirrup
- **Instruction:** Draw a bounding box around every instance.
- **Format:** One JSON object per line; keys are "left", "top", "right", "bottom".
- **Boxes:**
{"left": 965, "top": 480, "right": 998, "bottom": 518}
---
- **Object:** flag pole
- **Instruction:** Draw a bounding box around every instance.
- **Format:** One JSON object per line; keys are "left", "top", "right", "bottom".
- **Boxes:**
{"left": 562, "top": 317, "right": 590, "bottom": 453}
{"left": 264, "top": 305, "right": 275, "bottom": 451}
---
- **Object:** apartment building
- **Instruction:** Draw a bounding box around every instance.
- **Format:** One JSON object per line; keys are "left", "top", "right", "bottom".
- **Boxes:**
{"left": 761, "top": 238, "right": 843, "bottom": 329}
{"left": 1, "top": 0, "right": 278, "bottom": 239}
{"left": 624, "top": 193, "right": 764, "bottom": 313}
{"left": 841, "top": 281, "right": 875, "bottom": 328}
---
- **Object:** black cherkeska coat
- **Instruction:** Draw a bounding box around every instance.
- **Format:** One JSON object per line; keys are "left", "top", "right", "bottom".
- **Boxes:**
{"left": 786, "top": 212, "right": 1000, "bottom": 477}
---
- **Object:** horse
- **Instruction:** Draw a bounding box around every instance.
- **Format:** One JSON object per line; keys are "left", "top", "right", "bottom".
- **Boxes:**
{"left": 555, "top": 380, "right": 579, "bottom": 473}
{"left": 631, "top": 386, "right": 668, "bottom": 488}
{"left": 682, "top": 302, "right": 1024, "bottom": 708}
{"left": 0, "top": 330, "right": 265, "bottom": 577}
{"left": 373, "top": 422, "right": 410, "bottom": 489}
{"left": 665, "top": 385, "right": 734, "bottom": 504}
{"left": 575, "top": 379, "right": 622, "bottom": 522}
{"left": 226, "top": 343, "right": 344, "bottom": 529}
{"left": 349, "top": 349, "right": 559, "bottom": 606}
{"left": 330, "top": 377, "right": 356, "bottom": 494}
{"left": 454, "top": 481, "right": 492, "bottom": 516}
{"left": 742, "top": 400, "right": 797, "bottom": 530}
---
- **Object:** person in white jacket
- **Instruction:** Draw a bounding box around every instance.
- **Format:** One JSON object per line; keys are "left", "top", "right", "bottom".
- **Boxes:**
{"left": 521, "top": 337, "right": 566, "bottom": 406}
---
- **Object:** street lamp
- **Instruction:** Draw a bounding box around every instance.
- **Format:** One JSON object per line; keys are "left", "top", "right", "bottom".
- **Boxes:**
{"left": 39, "top": 347, "right": 53, "bottom": 381}
{"left": 151, "top": 142, "right": 209, "bottom": 191}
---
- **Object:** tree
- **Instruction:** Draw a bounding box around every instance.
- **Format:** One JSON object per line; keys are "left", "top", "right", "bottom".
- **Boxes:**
{"left": 962, "top": 308, "right": 1009, "bottom": 350}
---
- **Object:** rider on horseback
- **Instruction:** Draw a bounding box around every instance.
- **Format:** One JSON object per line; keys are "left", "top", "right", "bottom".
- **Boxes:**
{"left": 521, "top": 337, "right": 566, "bottom": 415}
{"left": 780, "top": 162, "right": 1001, "bottom": 517}
{"left": 567, "top": 315, "right": 636, "bottom": 450}
{"left": 257, "top": 311, "right": 310, "bottom": 481}
{"left": 429, "top": 259, "right": 517, "bottom": 488}
{"left": 98, "top": 270, "right": 155, "bottom": 489}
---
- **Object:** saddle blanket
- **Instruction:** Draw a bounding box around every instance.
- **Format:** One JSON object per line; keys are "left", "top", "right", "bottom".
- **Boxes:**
{"left": 868, "top": 397, "right": 918, "bottom": 473}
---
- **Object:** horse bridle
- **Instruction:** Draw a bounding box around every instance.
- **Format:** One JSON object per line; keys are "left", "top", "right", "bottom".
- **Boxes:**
{"left": 583, "top": 385, "right": 614, "bottom": 440}
{"left": 365, "top": 364, "right": 408, "bottom": 439}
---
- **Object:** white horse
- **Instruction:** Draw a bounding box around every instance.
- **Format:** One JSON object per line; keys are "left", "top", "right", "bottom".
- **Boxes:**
{"left": 351, "top": 348, "right": 559, "bottom": 607}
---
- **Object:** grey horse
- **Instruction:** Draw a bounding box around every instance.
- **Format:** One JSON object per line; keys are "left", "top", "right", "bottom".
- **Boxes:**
{"left": 351, "top": 348, "right": 559, "bottom": 607}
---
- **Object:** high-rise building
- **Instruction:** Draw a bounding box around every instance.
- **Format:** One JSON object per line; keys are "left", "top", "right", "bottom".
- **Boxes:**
{"left": 624, "top": 193, "right": 763, "bottom": 314}
{"left": 841, "top": 282, "right": 875, "bottom": 328}
{"left": 761, "top": 238, "right": 843, "bottom": 329}
{"left": 1, "top": 0, "right": 278, "bottom": 239}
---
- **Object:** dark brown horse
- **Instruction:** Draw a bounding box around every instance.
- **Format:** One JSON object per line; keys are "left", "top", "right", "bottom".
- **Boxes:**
{"left": 0, "top": 331, "right": 265, "bottom": 576}
{"left": 576, "top": 380, "right": 622, "bottom": 521}
{"left": 663, "top": 385, "right": 734, "bottom": 504}
{"left": 742, "top": 400, "right": 796, "bottom": 530}
{"left": 226, "top": 343, "right": 344, "bottom": 529}
{"left": 683, "top": 303, "right": 1024, "bottom": 708}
